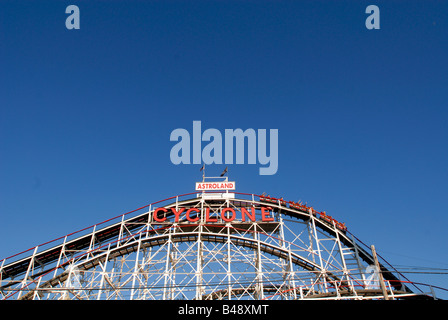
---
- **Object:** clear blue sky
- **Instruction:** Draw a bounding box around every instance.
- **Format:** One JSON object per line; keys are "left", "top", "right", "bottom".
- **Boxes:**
{"left": 1, "top": 1, "right": 447, "bottom": 297}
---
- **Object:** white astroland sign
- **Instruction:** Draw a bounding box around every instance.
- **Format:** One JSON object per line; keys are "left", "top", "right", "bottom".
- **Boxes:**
{"left": 195, "top": 181, "right": 236, "bottom": 191}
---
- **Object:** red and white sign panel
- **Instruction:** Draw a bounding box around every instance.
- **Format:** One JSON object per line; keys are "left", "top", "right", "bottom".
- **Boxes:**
{"left": 196, "top": 181, "right": 236, "bottom": 191}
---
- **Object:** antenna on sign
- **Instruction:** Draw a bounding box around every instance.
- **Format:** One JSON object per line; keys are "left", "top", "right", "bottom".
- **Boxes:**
{"left": 220, "top": 166, "right": 228, "bottom": 177}
{"left": 200, "top": 164, "right": 205, "bottom": 182}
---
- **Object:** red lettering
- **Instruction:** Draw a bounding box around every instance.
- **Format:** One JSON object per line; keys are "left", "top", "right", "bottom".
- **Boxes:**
{"left": 205, "top": 208, "right": 217, "bottom": 222}
{"left": 153, "top": 206, "right": 276, "bottom": 224}
{"left": 241, "top": 207, "right": 256, "bottom": 222}
{"left": 261, "top": 207, "right": 274, "bottom": 222}
{"left": 153, "top": 207, "right": 167, "bottom": 222}
{"left": 186, "top": 208, "right": 200, "bottom": 222}
{"left": 221, "top": 208, "right": 236, "bottom": 222}
{"left": 171, "top": 207, "right": 185, "bottom": 223}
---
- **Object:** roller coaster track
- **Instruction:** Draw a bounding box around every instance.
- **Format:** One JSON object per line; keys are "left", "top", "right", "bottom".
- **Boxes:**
{"left": 0, "top": 191, "right": 438, "bottom": 300}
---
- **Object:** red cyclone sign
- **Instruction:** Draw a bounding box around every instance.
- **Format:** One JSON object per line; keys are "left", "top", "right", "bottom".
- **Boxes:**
{"left": 152, "top": 206, "right": 274, "bottom": 223}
